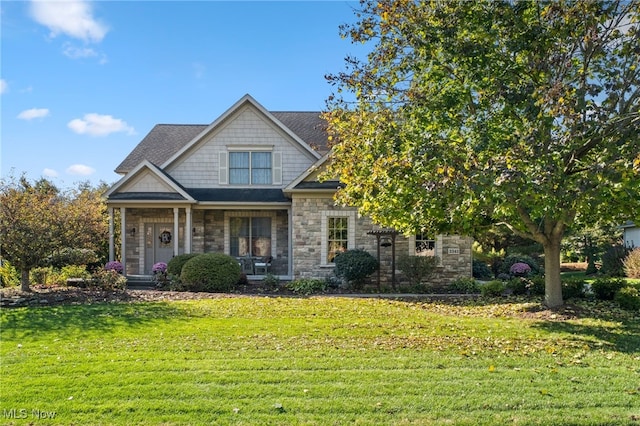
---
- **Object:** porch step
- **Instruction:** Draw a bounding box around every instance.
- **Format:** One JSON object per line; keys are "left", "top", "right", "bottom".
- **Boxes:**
{"left": 126, "top": 275, "right": 155, "bottom": 289}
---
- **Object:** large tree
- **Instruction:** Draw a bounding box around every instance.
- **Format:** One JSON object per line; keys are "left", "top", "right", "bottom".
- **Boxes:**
{"left": 324, "top": 0, "right": 640, "bottom": 307}
{"left": 0, "top": 176, "right": 108, "bottom": 291}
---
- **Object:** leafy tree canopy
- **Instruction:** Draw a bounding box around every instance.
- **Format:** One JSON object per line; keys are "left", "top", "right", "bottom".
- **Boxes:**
{"left": 324, "top": 0, "right": 640, "bottom": 307}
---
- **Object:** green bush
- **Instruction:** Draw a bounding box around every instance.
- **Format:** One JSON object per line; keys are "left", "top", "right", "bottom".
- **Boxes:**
{"left": 561, "top": 277, "right": 586, "bottom": 300}
{"left": 601, "top": 245, "right": 631, "bottom": 277}
{"left": 30, "top": 266, "right": 60, "bottom": 286}
{"left": 91, "top": 269, "right": 127, "bottom": 290}
{"left": 500, "top": 254, "right": 541, "bottom": 276}
{"left": 505, "top": 277, "right": 529, "bottom": 295}
{"left": 262, "top": 273, "right": 280, "bottom": 290}
{"left": 0, "top": 260, "right": 20, "bottom": 287}
{"left": 334, "top": 249, "right": 378, "bottom": 290}
{"left": 623, "top": 248, "right": 640, "bottom": 279}
{"left": 528, "top": 275, "right": 546, "bottom": 296}
{"left": 450, "top": 277, "right": 480, "bottom": 294}
{"left": 48, "top": 248, "right": 99, "bottom": 269}
{"left": 398, "top": 255, "right": 440, "bottom": 284}
{"left": 167, "top": 253, "right": 200, "bottom": 277}
{"left": 481, "top": 280, "right": 505, "bottom": 297}
{"left": 286, "top": 278, "right": 327, "bottom": 295}
{"left": 591, "top": 277, "right": 626, "bottom": 300}
{"left": 472, "top": 260, "right": 493, "bottom": 280}
{"left": 614, "top": 286, "right": 640, "bottom": 311}
{"left": 180, "top": 253, "right": 241, "bottom": 292}
{"left": 60, "top": 265, "right": 92, "bottom": 282}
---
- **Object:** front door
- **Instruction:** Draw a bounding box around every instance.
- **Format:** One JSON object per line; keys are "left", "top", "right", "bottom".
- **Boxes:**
{"left": 144, "top": 224, "right": 174, "bottom": 274}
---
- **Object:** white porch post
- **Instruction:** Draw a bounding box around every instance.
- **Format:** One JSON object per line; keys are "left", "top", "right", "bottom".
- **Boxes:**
{"left": 185, "top": 206, "right": 192, "bottom": 254}
{"left": 173, "top": 207, "right": 180, "bottom": 256}
{"left": 108, "top": 207, "right": 115, "bottom": 262}
{"left": 120, "top": 207, "right": 127, "bottom": 275}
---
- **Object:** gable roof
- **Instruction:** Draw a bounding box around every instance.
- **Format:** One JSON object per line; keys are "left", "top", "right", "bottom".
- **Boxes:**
{"left": 114, "top": 96, "right": 330, "bottom": 175}
{"left": 105, "top": 160, "right": 195, "bottom": 201}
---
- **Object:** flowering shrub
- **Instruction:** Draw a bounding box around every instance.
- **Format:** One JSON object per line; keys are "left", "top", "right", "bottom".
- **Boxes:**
{"left": 104, "top": 261, "right": 123, "bottom": 273}
{"left": 509, "top": 262, "right": 531, "bottom": 277}
{"left": 152, "top": 262, "right": 168, "bottom": 274}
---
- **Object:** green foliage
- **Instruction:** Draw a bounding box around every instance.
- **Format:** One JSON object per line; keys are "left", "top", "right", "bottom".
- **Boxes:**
{"left": 60, "top": 265, "right": 92, "bottom": 282}
{"left": 623, "top": 248, "right": 640, "bottom": 279}
{"left": 180, "top": 253, "right": 241, "bottom": 293}
{"left": 449, "top": 277, "right": 480, "bottom": 294}
{"left": 166, "top": 253, "right": 200, "bottom": 277}
{"left": 47, "top": 248, "right": 99, "bottom": 269}
{"left": 591, "top": 277, "right": 626, "bottom": 301}
{"left": 600, "top": 245, "right": 632, "bottom": 277}
{"left": 481, "top": 280, "right": 505, "bottom": 297}
{"left": 91, "top": 269, "right": 127, "bottom": 290}
{"left": 0, "top": 260, "right": 19, "bottom": 287}
{"left": 614, "top": 286, "right": 640, "bottom": 311}
{"left": 397, "top": 254, "right": 439, "bottom": 284}
{"left": 561, "top": 277, "right": 586, "bottom": 300}
{"left": 528, "top": 276, "right": 546, "bottom": 296}
{"left": 500, "top": 254, "right": 541, "bottom": 277}
{"left": 472, "top": 260, "right": 493, "bottom": 280}
{"left": 505, "top": 278, "right": 529, "bottom": 296}
{"left": 285, "top": 278, "right": 327, "bottom": 295}
{"left": 333, "top": 249, "right": 378, "bottom": 290}
{"left": 30, "top": 266, "right": 59, "bottom": 286}
{"left": 262, "top": 273, "right": 280, "bottom": 291}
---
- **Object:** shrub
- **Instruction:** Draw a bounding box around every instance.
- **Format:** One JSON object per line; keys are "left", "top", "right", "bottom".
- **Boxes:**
{"left": 60, "top": 265, "right": 91, "bottom": 282}
{"left": 48, "top": 248, "right": 99, "bottom": 269}
{"left": 500, "top": 254, "right": 541, "bottom": 276}
{"left": 0, "top": 260, "right": 20, "bottom": 287}
{"left": 505, "top": 277, "right": 529, "bottom": 295}
{"left": 528, "top": 275, "right": 546, "bottom": 296}
{"left": 167, "top": 254, "right": 200, "bottom": 277}
{"left": 286, "top": 278, "right": 327, "bottom": 295}
{"left": 30, "top": 266, "right": 60, "bottom": 286}
{"left": 472, "top": 260, "right": 492, "bottom": 280}
{"left": 334, "top": 249, "right": 378, "bottom": 290}
{"left": 509, "top": 262, "right": 532, "bottom": 277}
{"left": 623, "top": 248, "right": 640, "bottom": 279}
{"left": 600, "top": 245, "right": 631, "bottom": 277}
{"left": 398, "top": 255, "right": 439, "bottom": 284}
{"left": 481, "top": 280, "right": 505, "bottom": 297}
{"left": 561, "top": 277, "right": 586, "bottom": 300}
{"left": 591, "top": 277, "right": 626, "bottom": 300}
{"left": 180, "top": 253, "right": 241, "bottom": 292}
{"left": 92, "top": 269, "right": 127, "bottom": 290}
{"left": 104, "top": 261, "right": 123, "bottom": 273}
{"left": 614, "top": 286, "right": 640, "bottom": 311}
{"left": 450, "top": 277, "right": 480, "bottom": 294}
{"left": 262, "top": 273, "right": 280, "bottom": 291}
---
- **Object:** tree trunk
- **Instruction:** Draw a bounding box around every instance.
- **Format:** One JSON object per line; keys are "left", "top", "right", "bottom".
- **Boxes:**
{"left": 543, "top": 240, "right": 563, "bottom": 308}
{"left": 20, "top": 268, "right": 31, "bottom": 292}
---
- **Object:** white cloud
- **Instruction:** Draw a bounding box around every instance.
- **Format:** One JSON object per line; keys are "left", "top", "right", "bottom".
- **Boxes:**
{"left": 43, "top": 168, "right": 59, "bottom": 178}
{"left": 0, "top": 79, "right": 7, "bottom": 94}
{"left": 63, "top": 43, "right": 97, "bottom": 59}
{"left": 68, "top": 113, "right": 135, "bottom": 137}
{"left": 30, "top": 0, "right": 108, "bottom": 43}
{"left": 66, "top": 164, "right": 95, "bottom": 176}
{"left": 17, "top": 108, "right": 50, "bottom": 120}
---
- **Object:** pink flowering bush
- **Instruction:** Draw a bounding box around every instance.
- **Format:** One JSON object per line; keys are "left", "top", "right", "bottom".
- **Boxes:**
{"left": 104, "top": 261, "right": 123, "bottom": 273}
{"left": 509, "top": 262, "right": 531, "bottom": 277}
{"left": 152, "top": 262, "right": 167, "bottom": 274}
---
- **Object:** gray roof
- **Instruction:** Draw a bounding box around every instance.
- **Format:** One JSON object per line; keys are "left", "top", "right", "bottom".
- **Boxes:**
{"left": 115, "top": 112, "right": 329, "bottom": 175}
{"left": 187, "top": 188, "right": 289, "bottom": 203}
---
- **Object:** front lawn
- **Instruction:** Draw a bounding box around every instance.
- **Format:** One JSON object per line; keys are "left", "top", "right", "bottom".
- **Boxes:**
{"left": 1, "top": 296, "right": 639, "bottom": 425}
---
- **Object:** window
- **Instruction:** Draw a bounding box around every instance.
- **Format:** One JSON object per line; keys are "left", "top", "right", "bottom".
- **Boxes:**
{"left": 327, "top": 217, "right": 348, "bottom": 263}
{"left": 230, "top": 217, "right": 271, "bottom": 257}
{"left": 415, "top": 232, "right": 435, "bottom": 256}
{"left": 229, "top": 151, "right": 272, "bottom": 184}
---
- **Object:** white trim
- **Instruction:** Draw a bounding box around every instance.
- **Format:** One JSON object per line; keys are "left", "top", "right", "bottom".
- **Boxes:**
{"left": 223, "top": 211, "right": 277, "bottom": 258}
{"left": 320, "top": 210, "right": 356, "bottom": 266}
{"left": 104, "top": 160, "right": 195, "bottom": 201}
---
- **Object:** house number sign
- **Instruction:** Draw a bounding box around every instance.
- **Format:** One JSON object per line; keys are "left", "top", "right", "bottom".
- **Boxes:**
{"left": 159, "top": 231, "right": 172, "bottom": 245}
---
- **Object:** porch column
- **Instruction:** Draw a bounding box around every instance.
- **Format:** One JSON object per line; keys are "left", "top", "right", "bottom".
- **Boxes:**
{"left": 173, "top": 207, "right": 180, "bottom": 256}
{"left": 108, "top": 207, "right": 115, "bottom": 262}
{"left": 120, "top": 207, "right": 127, "bottom": 275}
{"left": 185, "top": 206, "right": 192, "bottom": 254}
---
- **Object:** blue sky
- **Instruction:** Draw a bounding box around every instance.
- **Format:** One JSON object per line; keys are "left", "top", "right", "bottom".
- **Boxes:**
{"left": 1, "top": 0, "right": 365, "bottom": 188}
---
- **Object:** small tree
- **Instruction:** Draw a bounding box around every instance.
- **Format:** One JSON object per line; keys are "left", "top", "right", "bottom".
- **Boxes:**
{"left": 334, "top": 249, "right": 379, "bottom": 290}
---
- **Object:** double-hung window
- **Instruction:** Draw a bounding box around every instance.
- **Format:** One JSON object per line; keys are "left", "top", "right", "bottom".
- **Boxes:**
{"left": 229, "top": 151, "right": 272, "bottom": 184}
{"left": 229, "top": 216, "right": 272, "bottom": 257}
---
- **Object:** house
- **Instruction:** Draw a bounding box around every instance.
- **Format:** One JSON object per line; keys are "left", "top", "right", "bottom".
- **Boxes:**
{"left": 622, "top": 221, "right": 639, "bottom": 248}
{"left": 104, "top": 95, "right": 472, "bottom": 285}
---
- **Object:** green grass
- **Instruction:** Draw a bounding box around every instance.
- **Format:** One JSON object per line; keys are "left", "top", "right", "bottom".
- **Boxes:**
{"left": 1, "top": 297, "right": 639, "bottom": 425}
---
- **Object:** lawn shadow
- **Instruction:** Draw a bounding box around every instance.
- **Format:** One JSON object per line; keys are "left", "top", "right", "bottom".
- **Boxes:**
{"left": 531, "top": 320, "right": 640, "bottom": 354}
{"left": 0, "top": 301, "right": 188, "bottom": 340}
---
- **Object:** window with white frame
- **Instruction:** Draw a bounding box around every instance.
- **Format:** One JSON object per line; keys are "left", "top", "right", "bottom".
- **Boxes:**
{"left": 321, "top": 211, "right": 356, "bottom": 264}
{"left": 229, "top": 216, "right": 272, "bottom": 257}
{"left": 415, "top": 232, "right": 435, "bottom": 256}
{"left": 229, "top": 151, "right": 272, "bottom": 184}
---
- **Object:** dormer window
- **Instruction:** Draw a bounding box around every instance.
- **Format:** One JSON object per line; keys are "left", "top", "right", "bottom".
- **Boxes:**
{"left": 229, "top": 151, "right": 272, "bottom": 184}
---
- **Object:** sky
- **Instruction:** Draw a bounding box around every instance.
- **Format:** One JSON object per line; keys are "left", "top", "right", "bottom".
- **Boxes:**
{"left": 1, "top": 0, "right": 366, "bottom": 188}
